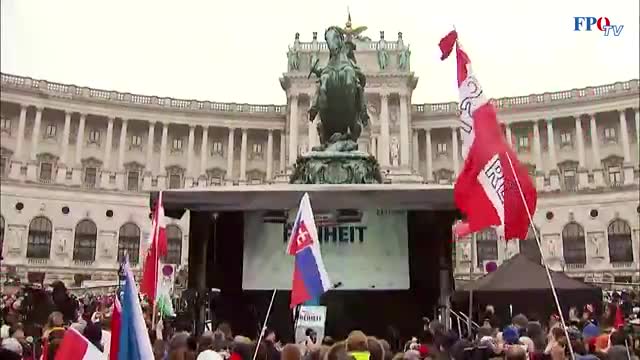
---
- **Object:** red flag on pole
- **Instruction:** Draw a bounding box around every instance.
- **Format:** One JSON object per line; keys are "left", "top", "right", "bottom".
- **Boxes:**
{"left": 141, "top": 191, "right": 168, "bottom": 305}
{"left": 439, "top": 30, "right": 537, "bottom": 241}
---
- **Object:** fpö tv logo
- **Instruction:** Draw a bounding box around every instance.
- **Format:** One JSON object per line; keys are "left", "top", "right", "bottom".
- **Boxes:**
{"left": 574, "top": 17, "right": 624, "bottom": 36}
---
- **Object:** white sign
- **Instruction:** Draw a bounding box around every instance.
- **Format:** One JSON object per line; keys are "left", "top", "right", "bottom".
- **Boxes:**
{"left": 294, "top": 305, "right": 327, "bottom": 344}
{"left": 242, "top": 209, "right": 410, "bottom": 290}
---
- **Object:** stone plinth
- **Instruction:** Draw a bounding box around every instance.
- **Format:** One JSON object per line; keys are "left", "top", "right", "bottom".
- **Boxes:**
{"left": 290, "top": 150, "right": 382, "bottom": 184}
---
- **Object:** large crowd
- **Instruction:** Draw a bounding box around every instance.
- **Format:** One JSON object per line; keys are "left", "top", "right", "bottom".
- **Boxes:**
{"left": 1, "top": 279, "right": 639, "bottom": 360}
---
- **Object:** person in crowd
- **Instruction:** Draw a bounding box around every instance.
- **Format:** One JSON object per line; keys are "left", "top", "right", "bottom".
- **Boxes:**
{"left": 197, "top": 332, "right": 223, "bottom": 360}
{"left": 511, "top": 314, "right": 529, "bottom": 337}
{"left": 281, "top": 343, "right": 303, "bottom": 360}
{"left": 366, "top": 337, "right": 385, "bottom": 360}
{"left": 84, "top": 322, "right": 103, "bottom": 352}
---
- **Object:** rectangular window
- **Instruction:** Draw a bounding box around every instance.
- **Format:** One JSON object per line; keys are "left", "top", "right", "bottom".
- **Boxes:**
{"left": 130, "top": 135, "right": 142, "bottom": 147}
{"left": 603, "top": 127, "right": 617, "bottom": 142}
{"left": 0, "top": 118, "right": 11, "bottom": 133}
{"left": 84, "top": 167, "right": 97, "bottom": 188}
{"left": 169, "top": 174, "right": 182, "bottom": 189}
{"left": 172, "top": 138, "right": 183, "bottom": 151}
{"left": 45, "top": 124, "right": 57, "bottom": 138}
{"left": 436, "top": 143, "right": 447, "bottom": 154}
{"left": 560, "top": 132, "right": 572, "bottom": 146}
{"left": 88, "top": 129, "right": 100, "bottom": 144}
{"left": 517, "top": 135, "right": 530, "bottom": 151}
{"left": 252, "top": 143, "right": 263, "bottom": 154}
{"left": 608, "top": 166, "right": 622, "bottom": 186}
{"left": 127, "top": 171, "right": 139, "bottom": 191}
{"left": 211, "top": 141, "right": 223, "bottom": 155}
{"left": 39, "top": 162, "right": 53, "bottom": 182}
{"left": 563, "top": 169, "right": 577, "bottom": 192}
{"left": 0, "top": 156, "right": 6, "bottom": 177}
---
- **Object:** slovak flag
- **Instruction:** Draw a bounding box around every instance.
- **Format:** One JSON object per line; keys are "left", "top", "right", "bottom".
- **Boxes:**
{"left": 117, "top": 259, "right": 154, "bottom": 360}
{"left": 287, "top": 193, "right": 331, "bottom": 308}
{"left": 54, "top": 327, "right": 103, "bottom": 360}
{"left": 439, "top": 30, "right": 537, "bottom": 241}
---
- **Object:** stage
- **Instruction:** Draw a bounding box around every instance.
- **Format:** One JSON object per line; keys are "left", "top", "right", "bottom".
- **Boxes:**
{"left": 152, "top": 183, "right": 458, "bottom": 341}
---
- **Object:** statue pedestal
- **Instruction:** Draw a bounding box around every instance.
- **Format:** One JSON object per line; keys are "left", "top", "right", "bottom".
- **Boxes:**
{"left": 384, "top": 168, "right": 424, "bottom": 184}
{"left": 290, "top": 150, "right": 382, "bottom": 184}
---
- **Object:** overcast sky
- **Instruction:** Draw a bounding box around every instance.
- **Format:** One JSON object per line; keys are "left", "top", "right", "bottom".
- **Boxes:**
{"left": 1, "top": 0, "right": 638, "bottom": 105}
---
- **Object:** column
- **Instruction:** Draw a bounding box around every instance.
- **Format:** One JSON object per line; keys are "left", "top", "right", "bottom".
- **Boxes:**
{"left": 226, "top": 128, "right": 235, "bottom": 180}
{"left": 15, "top": 105, "right": 27, "bottom": 160}
{"left": 546, "top": 119, "right": 558, "bottom": 168}
{"left": 424, "top": 129, "right": 433, "bottom": 182}
{"left": 187, "top": 125, "right": 195, "bottom": 176}
{"left": 199, "top": 126, "right": 208, "bottom": 177}
{"left": 308, "top": 119, "right": 317, "bottom": 150}
{"left": 266, "top": 130, "right": 274, "bottom": 180}
{"left": 74, "top": 113, "right": 86, "bottom": 166}
{"left": 619, "top": 109, "right": 631, "bottom": 162}
{"left": 279, "top": 131, "right": 286, "bottom": 174}
{"left": 288, "top": 94, "right": 299, "bottom": 166}
{"left": 588, "top": 114, "right": 600, "bottom": 166}
{"left": 29, "top": 107, "right": 43, "bottom": 161}
{"left": 451, "top": 127, "right": 460, "bottom": 176}
{"left": 117, "top": 118, "right": 128, "bottom": 170}
{"left": 505, "top": 123, "right": 512, "bottom": 147}
{"left": 146, "top": 121, "right": 156, "bottom": 170}
{"left": 532, "top": 121, "right": 542, "bottom": 170}
{"left": 588, "top": 114, "right": 604, "bottom": 187}
{"left": 60, "top": 111, "right": 72, "bottom": 165}
{"left": 103, "top": 117, "right": 114, "bottom": 169}
{"left": 56, "top": 111, "right": 72, "bottom": 183}
{"left": 546, "top": 119, "right": 560, "bottom": 190}
{"left": 575, "top": 115, "right": 585, "bottom": 168}
{"left": 240, "top": 128, "right": 248, "bottom": 182}
{"left": 399, "top": 93, "right": 410, "bottom": 167}
{"left": 71, "top": 113, "right": 87, "bottom": 185}
{"left": 159, "top": 122, "right": 169, "bottom": 172}
{"left": 379, "top": 92, "right": 390, "bottom": 167}
{"left": 635, "top": 109, "right": 640, "bottom": 146}
{"left": 370, "top": 135, "right": 377, "bottom": 157}
{"left": 532, "top": 120, "right": 544, "bottom": 190}
{"left": 412, "top": 130, "right": 419, "bottom": 172}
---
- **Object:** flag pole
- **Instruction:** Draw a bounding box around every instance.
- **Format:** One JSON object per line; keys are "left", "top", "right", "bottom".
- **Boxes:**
{"left": 151, "top": 191, "right": 162, "bottom": 328}
{"left": 504, "top": 153, "right": 575, "bottom": 360}
{"left": 252, "top": 289, "right": 277, "bottom": 360}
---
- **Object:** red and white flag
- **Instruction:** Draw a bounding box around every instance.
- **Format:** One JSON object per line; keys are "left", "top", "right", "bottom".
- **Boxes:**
{"left": 439, "top": 30, "right": 537, "bottom": 241}
{"left": 141, "top": 191, "right": 168, "bottom": 304}
{"left": 54, "top": 328, "right": 103, "bottom": 360}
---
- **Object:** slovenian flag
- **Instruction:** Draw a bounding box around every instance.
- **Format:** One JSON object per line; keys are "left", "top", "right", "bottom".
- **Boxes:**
{"left": 117, "top": 259, "right": 154, "bottom": 359}
{"left": 54, "top": 327, "right": 102, "bottom": 360}
{"left": 287, "top": 193, "right": 331, "bottom": 308}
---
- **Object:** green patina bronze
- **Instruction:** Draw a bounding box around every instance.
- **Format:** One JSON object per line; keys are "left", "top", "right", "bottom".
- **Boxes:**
{"left": 290, "top": 13, "right": 383, "bottom": 185}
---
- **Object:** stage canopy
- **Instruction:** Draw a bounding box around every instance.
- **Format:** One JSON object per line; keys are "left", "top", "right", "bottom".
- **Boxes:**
{"left": 150, "top": 183, "right": 455, "bottom": 219}
{"left": 454, "top": 254, "right": 602, "bottom": 316}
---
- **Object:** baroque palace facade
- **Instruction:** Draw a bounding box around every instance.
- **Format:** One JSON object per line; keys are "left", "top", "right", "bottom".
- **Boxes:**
{"left": 0, "top": 31, "right": 639, "bottom": 287}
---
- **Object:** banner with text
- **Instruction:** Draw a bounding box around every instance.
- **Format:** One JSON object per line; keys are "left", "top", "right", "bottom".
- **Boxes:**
{"left": 242, "top": 209, "right": 409, "bottom": 290}
{"left": 294, "top": 305, "right": 327, "bottom": 345}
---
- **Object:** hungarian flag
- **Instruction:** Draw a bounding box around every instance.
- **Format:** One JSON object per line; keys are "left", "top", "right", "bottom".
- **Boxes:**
{"left": 141, "top": 191, "right": 168, "bottom": 305}
{"left": 439, "top": 30, "right": 537, "bottom": 241}
{"left": 54, "top": 328, "right": 103, "bottom": 360}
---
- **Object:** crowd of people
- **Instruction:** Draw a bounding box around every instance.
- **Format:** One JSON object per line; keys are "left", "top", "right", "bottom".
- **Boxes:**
{"left": 1, "top": 279, "right": 639, "bottom": 360}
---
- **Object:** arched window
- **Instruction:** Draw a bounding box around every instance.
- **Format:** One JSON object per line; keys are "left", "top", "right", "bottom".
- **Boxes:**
{"left": 476, "top": 228, "right": 498, "bottom": 267}
{"left": 27, "top": 216, "right": 53, "bottom": 259}
{"left": 562, "top": 222, "right": 586, "bottom": 265}
{"left": 519, "top": 225, "right": 542, "bottom": 264}
{"left": 166, "top": 225, "right": 182, "bottom": 265}
{"left": 118, "top": 223, "right": 140, "bottom": 264}
{"left": 608, "top": 219, "right": 633, "bottom": 263}
{"left": 73, "top": 220, "right": 97, "bottom": 262}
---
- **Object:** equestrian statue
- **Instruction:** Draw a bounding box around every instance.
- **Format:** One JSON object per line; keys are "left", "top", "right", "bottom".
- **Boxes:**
{"left": 290, "top": 13, "right": 382, "bottom": 184}
{"left": 308, "top": 19, "right": 369, "bottom": 151}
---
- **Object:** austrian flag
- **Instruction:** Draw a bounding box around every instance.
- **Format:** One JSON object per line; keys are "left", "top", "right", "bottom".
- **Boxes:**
{"left": 439, "top": 30, "right": 537, "bottom": 241}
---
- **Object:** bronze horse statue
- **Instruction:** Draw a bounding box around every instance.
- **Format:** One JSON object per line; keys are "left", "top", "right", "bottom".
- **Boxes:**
{"left": 308, "top": 26, "right": 369, "bottom": 152}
